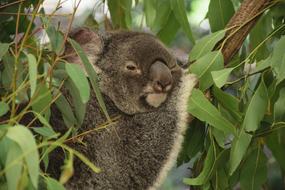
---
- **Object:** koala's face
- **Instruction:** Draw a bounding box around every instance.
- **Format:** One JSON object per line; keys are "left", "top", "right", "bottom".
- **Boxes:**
{"left": 98, "top": 33, "right": 182, "bottom": 115}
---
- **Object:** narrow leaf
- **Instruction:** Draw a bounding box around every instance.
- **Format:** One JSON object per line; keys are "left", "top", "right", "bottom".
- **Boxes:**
{"left": 27, "top": 53, "right": 37, "bottom": 97}
{"left": 240, "top": 147, "right": 267, "bottom": 190}
{"left": 183, "top": 144, "right": 214, "bottom": 185}
{"left": 189, "top": 30, "right": 225, "bottom": 62}
{"left": 208, "top": 0, "right": 235, "bottom": 32}
{"left": 6, "top": 125, "right": 39, "bottom": 189}
{"left": 46, "top": 177, "right": 65, "bottom": 190}
{"left": 274, "top": 88, "right": 285, "bottom": 121}
{"left": 65, "top": 63, "right": 90, "bottom": 103}
{"left": 244, "top": 79, "right": 268, "bottom": 132}
{"left": 5, "top": 140, "right": 23, "bottom": 190}
{"left": 68, "top": 38, "right": 110, "bottom": 121}
{"left": 211, "top": 68, "right": 234, "bottom": 88}
{"left": 188, "top": 89, "right": 236, "bottom": 134}
{"left": 171, "top": 0, "right": 195, "bottom": 44}
{"left": 0, "top": 43, "right": 9, "bottom": 60}
{"left": 229, "top": 130, "right": 252, "bottom": 175}
{"left": 189, "top": 51, "right": 224, "bottom": 91}
{"left": 0, "top": 101, "right": 9, "bottom": 117}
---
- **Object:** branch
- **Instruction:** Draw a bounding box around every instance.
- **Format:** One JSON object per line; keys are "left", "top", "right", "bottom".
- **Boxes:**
{"left": 220, "top": 0, "right": 273, "bottom": 64}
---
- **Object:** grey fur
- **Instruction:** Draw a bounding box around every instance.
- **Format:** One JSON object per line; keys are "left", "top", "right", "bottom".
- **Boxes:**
{"left": 48, "top": 28, "right": 197, "bottom": 190}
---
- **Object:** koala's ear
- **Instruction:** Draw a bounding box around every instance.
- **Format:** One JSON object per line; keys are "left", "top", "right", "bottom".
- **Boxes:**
{"left": 64, "top": 27, "right": 103, "bottom": 74}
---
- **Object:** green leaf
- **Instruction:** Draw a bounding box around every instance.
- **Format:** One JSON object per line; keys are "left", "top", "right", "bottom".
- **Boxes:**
{"left": 144, "top": 0, "right": 157, "bottom": 28}
{"left": 189, "top": 30, "right": 225, "bottom": 62}
{"left": 6, "top": 125, "right": 39, "bottom": 189}
{"left": 68, "top": 38, "right": 110, "bottom": 121}
{"left": 229, "top": 130, "right": 252, "bottom": 175}
{"left": 45, "top": 25, "right": 64, "bottom": 55}
{"left": 229, "top": 79, "right": 267, "bottom": 175}
{"left": 46, "top": 177, "right": 65, "bottom": 190}
{"left": 274, "top": 88, "right": 285, "bottom": 121}
{"left": 32, "top": 126, "right": 59, "bottom": 139}
{"left": 189, "top": 51, "right": 224, "bottom": 91}
{"left": 240, "top": 147, "right": 267, "bottom": 190}
{"left": 271, "top": 36, "right": 285, "bottom": 84}
{"left": 212, "top": 86, "right": 242, "bottom": 122}
{"left": 183, "top": 144, "right": 214, "bottom": 185}
{"left": 266, "top": 127, "right": 285, "bottom": 171}
{"left": 0, "top": 101, "right": 9, "bottom": 117}
{"left": 55, "top": 92, "right": 78, "bottom": 127}
{"left": 249, "top": 16, "right": 270, "bottom": 61}
{"left": 188, "top": 89, "right": 236, "bottom": 134}
{"left": 177, "top": 119, "right": 206, "bottom": 166}
{"left": 157, "top": 11, "right": 180, "bottom": 45}
{"left": 5, "top": 139, "right": 23, "bottom": 190}
{"left": 0, "top": 43, "right": 9, "bottom": 60}
{"left": 255, "top": 56, "right": 271, "bottom": 72}
{"left": 59, "top": 151, "right": 74, "bottom": 184}
{"left": 171, "top": 0, "right": 195, "bottom": 44}
{"left": 211, "top": 68, "right": 234, "bottom": 88}
{"left": 65, "top": 79, "right": 86, "bottom": 125}
{"left": 152, "top": 0, "right": 171, "bottom": 32}
{"left": 31, "top": 83, "right": 52, "bottom": 121}
{"left": 26, "top": 53, "right": 37, "bottom": 97}
{"left": 244, "top": 79, "right": 268, "bottom": 132}
{"left": 208, "top": 0, "right": 235, "bottom": 32}
{"left": 107, "top": 0, "right": 132, "bottom": 29}
{"left": 65, "top": 63, "right": 90, "bottom": 104}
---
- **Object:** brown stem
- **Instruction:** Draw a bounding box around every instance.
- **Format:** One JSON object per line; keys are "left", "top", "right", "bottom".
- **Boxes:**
{"left": 220, "top": 0, "right": 273, "bottom": 64}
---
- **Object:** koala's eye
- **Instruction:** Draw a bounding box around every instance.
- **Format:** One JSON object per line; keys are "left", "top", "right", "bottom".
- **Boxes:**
{"left": 125, "top": 61, "right": 141, "bottom": 75}
{"left": 126, "top": 65, "right": 137, "bottom": 71}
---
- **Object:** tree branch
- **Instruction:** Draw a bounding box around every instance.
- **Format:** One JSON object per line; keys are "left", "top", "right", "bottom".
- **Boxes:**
{"left": 220, "top": 0, "right": 273, "bottom": 64}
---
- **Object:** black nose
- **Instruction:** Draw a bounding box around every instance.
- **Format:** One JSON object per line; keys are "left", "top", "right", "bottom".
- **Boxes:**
{"left": 149, "top": 61, "right": 173, "bottom": 92}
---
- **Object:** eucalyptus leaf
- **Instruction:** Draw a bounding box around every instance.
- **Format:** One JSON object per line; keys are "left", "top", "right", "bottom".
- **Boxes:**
{"left": 68, "top": 38, "right": 110, "bottom": 121}
{"left": 213, "top": 86, "right": 242, "bottom": 122}
{"left": 266, "top": 127, "right": 285, "bottom": 171}
{"left": 171, "top": 0, "right": 195, "bottom": 44}
{"left": 45, "top": 26, "right": 64, "bottom": 55}
{"left": 208, "top": 0, "right": 235, "bottom": 32}
{"left": 0, "top": 43, "right": 9, "bottom": 60}
{"left": 188, "top": 89, "right": 236, "bottom": 135}
{"left": 157, "top": 11, "right": 180, "bottom": 45}
{"left": 65, "top": 63, "right": 90, "bottom": 104}
{"left": 211, "top": 68, "right": 234, "bottom": 88}
{"left": 31, "top": 83, "right": 52, "bottom": 121}
{"left": 189, "top": 30, "right": 225, "bottom": 62}
{"left": 144, "top": 0, "right": 157, "bottom": 28}
{"left": 244, "top": 79, "right": 268, "bottom": 132}
{"left": 240, "top": 147, "right": 267, "bottom": 190}
{"left": 189, "top": 51, "right": 224, "bottom": 91}
{"left": 271, "top": 36, "right": 285, "bottom": 84}
{"left": 5, "top": 139, "right": 23, "bottom": 190}
{"left": 6, "top": 125, "right": 39, "bottom": 189}
{"left": 0, "top": 101, "right": 9, "bottom": 117}
{"left": 274, "top": 88, "right": 285, "bottom": 121}
{"left": 26, "top": 53, "right": 37, "bottom": 97}
{"left": 46, "top": 177, "right": 65, "bottom": 190}
{"left": 55, "top": 92, "right": 78, "bottom": 127}
{"left": 229, "top": 130, "right": 252, "bottom": 175}
{"left": 183, "top": 144, "right": 214, "bottom": 185}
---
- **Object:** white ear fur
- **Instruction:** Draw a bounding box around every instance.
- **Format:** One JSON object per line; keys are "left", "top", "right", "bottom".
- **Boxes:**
{"left": 148, "top": 73, "right": 198, "bottom": 190}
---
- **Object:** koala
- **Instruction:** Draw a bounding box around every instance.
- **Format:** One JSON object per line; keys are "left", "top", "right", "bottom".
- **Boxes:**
{"left": 48, "top": 27, "right": 197, "bottom": 190}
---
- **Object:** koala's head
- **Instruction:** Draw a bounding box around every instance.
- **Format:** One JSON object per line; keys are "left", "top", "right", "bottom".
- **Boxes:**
{"left": 65, "top": 28, "right": 182, "bottom": 115}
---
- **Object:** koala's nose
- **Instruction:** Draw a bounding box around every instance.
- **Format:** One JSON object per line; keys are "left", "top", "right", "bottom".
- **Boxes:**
{"left": 149, "top": 61, "right": 173, "bottom": 92}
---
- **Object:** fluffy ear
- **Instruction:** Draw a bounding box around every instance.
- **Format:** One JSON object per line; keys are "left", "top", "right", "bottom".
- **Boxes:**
{"left": 64, "top": 27, "right": 103, "bottom": 74}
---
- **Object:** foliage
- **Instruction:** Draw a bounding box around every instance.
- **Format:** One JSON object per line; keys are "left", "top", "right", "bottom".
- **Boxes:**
{"left": 0, "top": 0, "right": 285, "bottom": 190}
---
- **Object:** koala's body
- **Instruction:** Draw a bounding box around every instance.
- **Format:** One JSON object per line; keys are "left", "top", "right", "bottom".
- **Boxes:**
{"left": 48, "top": 28, "right": 197, "bottom": 190}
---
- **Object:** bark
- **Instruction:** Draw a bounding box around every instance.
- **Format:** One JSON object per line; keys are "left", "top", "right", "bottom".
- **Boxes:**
{"left": 219, "top": 0, "right": 273, "bottom": 64}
